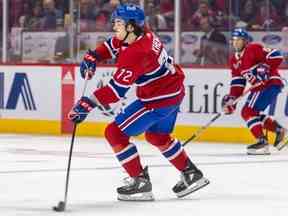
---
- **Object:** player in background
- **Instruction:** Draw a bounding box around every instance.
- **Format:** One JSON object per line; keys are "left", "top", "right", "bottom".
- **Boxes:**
{"left": 68, "top": 4, "right": 209, "bottom": 201}
{"left": 222, "top": 28, "right": 288, "bottom": 155}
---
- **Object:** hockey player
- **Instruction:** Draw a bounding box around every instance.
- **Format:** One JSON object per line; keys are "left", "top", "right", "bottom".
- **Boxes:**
{"left": 68, "top": 4, "right": 209, "bottom": 201}
{"left": 222, "top": 28, "right": 288, "bottom": 155}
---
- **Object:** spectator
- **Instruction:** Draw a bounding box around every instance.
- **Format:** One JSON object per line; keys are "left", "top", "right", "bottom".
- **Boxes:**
{"left": 159, "top": 0, "right": 174, "bottom": 29}
{"left": 182, "top": 0, "right": 199, "bottom": 18}
{"left": 17, "top": 1, "right": 33, "bottom": 28}
{"left": 95, "top": 11, "right": 110, "bottom": 31}
{"left": 10, "top": 0, "right": 28, "bottom": 27}
{"left": 22, "top": 1, "right": 43, "bottom": 30}
{"left": 239, "top": 0, "right": 257, "bottom": 25}
{"left": 79, "top": 0, "right": 97, "bottom": 31}
{"left": 0, "top": 0, "right": 3, "bottom": 27}
{"left": 193, "top": 16, "right": 228, "bottom": 65}
{"left": 210, "top": 0, "right": 227, "bottom": 13}
{"left": 101, "top": 0, "right": 121, "bottom": 14}
{"left": 145, "top": 0, "right": 168, "bottom": 31}
{"left": 55, "top": 0, "right": 69, "bottom": 14}
{"left": 280, "top": 1, "right": 288, "bottom": 25}
{"left": 270, "top": 0, "right": 286, "bottom": 15}
{"left": 41, "top": 0, "right": 63, "bottom": 30}
{"left": 0, "top": 1, "right": 2, "bottom": 30}
{"left": 249, "top": 2, "right": 282, "bottom": 30}
{"left": 187, "top": 0, "right": 215, "bottom": 30}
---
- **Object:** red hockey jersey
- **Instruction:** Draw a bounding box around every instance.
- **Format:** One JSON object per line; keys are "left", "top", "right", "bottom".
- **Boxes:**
{"left": 229, "top": 43, "right": 284, "bottom": 98}
{"left": 92, "top": 32, "right": 185, "bottom": 109}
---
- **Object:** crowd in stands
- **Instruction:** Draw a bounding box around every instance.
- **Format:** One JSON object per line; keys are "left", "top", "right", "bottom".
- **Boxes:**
{"left": 0, "top": 0, "right": 287, "bottom": 64}
{"left": 0, "top": 0, "right": 288, "bottom": 32}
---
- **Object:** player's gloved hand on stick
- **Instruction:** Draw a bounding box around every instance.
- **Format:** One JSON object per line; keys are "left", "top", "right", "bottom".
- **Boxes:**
{"left": 80, "top": 50, "right": 98, "bottom": 80}
{"left": 68, "top": 96, "right": 115, "bottom": 123}
{"left": 221, "top": 95, "right": 236, "bottom": 115}
{"left": 68, "top": 96, "right": 97, "bottom": 123}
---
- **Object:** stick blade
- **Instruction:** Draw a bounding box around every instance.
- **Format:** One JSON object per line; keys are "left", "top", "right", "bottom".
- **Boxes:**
{"left": 52, "top": 201, "right": 66, "bottom": 212}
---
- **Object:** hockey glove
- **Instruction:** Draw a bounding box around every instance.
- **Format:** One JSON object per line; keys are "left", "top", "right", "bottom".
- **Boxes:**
{"left": 68, "top": 96, "right": 115, "bottom": 123}
{"left": 68, "top": 96, "right": 97, "bottom": 123}
{"left": 241, "top": 64, "right": 269, "bottom": 87}
{"left": 221, "top": 95, "right": 236, "bottom": 115}
{"left": 80, "top": 50, "right": 98, "bottom": 80}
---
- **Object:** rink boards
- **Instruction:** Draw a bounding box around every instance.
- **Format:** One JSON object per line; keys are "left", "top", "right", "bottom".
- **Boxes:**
{"left": 0, "top": 65, "right": 287, "bottom": 143}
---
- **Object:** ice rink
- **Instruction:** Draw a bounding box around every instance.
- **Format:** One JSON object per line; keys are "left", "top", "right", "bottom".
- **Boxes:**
{"left": 1, "top": 133, "right": 288, "bottom": 216}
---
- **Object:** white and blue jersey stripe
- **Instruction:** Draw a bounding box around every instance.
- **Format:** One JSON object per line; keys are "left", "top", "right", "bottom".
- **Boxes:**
{"left": 104, "top": 37, "right": 119, "bottom": 59}
{"left": 246, "top": 116, "right": 262, "bottom": 130}
{"left": 116, "top": 143, "right": 139, "bottom": 165}
{"left": 245, "top": 85, "right": 282, "bottom": 112}
{"left": 266, "top": 49, "right": 283, "bottom": 60}
{"left": 108, "top": 79, "right": 130, "bottom": 99}
{"left": 135, "top": 63, "right": 170, "bottom": 86}
{"left": 161, "top": 139, "right": 183, "bottom": 161}
{"left": 230, "top": 76, "right": 246, "bottom": 88}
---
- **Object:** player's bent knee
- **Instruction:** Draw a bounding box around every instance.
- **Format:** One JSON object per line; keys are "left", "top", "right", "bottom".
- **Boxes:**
{"left": 145, "top": 132, "right": 171, "bottom": 147}
{"left": 241, "top": 106, "right": 259, "bottom": 121}
{"left": 105, "top": 122, "right": 129, "bottom": 147}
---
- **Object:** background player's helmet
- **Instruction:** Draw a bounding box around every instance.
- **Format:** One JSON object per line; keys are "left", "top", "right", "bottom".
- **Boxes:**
{"left": 231, "top": 28, "right": 250, "bottom": 41}
{"left": 111, "top": 4, "right": 145, "bottom": 27}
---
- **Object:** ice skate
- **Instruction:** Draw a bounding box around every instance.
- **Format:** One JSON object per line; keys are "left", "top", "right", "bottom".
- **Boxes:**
{"left": 117, "top": 166, "right": 154, "bottom": 201}
{"left": 172, "top": 161, "right": 210, "bottom": 198}
{"left": 274, "top": 126, "right": 288, "bottom": 151}
{"left": 247, "top": 137, "right": 270, "bottom": 155}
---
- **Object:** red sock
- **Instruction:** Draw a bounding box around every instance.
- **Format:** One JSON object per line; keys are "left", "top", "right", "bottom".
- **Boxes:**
{"left": 160, "top": 139, "right": 189, "bottom": 171}
{"left": 261, "top": 115, "right": 277, "bottom": 132}
{"left": 105, "top": 122, "right": 143, "bottom": 177}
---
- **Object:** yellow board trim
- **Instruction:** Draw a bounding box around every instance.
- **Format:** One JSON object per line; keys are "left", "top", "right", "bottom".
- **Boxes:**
{"left": 0, "top": 119, "right": 61, "bottom": 135}
{"left": 76, "top": 123, "right": 276, "bottom": 144}
{"left": 0, "top": 120, "right": 275, "bottom": 144}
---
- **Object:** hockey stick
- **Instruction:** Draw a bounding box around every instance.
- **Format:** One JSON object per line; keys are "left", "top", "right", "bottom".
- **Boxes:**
{"left": 182, "top": 84, "right": 258, "bottom": 147}
{"left": 53, "top": 124, "right": 77, "bottom": 212}
{"left": 53, "top": 73, "right": 89, "bottom": 212}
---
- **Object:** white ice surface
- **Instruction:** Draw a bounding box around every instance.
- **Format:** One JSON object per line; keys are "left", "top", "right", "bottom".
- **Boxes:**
{"left": 0, "top": 134, "right": 288, "bottom": 216}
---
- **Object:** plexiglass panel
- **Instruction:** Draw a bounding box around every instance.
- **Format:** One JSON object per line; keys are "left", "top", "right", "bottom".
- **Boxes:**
{"left": 0, "top": 0, "right": 287, "bottom": 64}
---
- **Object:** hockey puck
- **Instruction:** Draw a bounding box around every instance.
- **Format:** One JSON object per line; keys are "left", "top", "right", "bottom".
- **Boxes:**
{"left": 52, "top": 201, "right": 66, "bottom": 212}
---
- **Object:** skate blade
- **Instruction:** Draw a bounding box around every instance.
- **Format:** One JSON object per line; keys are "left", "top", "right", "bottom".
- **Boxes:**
{"left": 247, "top": 149, "right": 270, "bottom": 155}
{"left": 118, "top": 191, "right": 155, "bottom": 201}
{"left": 247, "top": 146, "right": 270, "bottom": 155}
{"left": 275, "top": 138, "right": 288, "bottom": 151}
{"left": 176, "top": 177, "right": 210, "bottom": 198}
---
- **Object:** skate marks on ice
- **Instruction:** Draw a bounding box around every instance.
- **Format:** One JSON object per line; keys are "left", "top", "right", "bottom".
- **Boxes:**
{"left": 0, "top": 198, "right": 202, "bottom": 216}
{"left": 1, "top": 137, "right": 288, "bottom": 215}
{"left": 1, "top": 158, "right": 288, "bottom": 175}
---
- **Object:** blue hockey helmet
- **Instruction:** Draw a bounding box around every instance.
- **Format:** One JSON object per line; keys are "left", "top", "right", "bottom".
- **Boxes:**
{"left": 231, "top": 28, "right": 250, "bottom": 41}
{"left": 111, "top": 4, "right": 145, "bottom": 27}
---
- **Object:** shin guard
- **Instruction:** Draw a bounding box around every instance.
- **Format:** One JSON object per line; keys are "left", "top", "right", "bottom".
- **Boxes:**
{"left": 105, "top": 122, "right": 143, "bottom": 177}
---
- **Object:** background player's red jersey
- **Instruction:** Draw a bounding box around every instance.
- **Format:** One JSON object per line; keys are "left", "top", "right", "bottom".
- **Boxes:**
{"left": 93, "top": 31, "right": 185, "bottom": 109}
{"left": 229, "top": 43, "right": 284, "bottom": 97}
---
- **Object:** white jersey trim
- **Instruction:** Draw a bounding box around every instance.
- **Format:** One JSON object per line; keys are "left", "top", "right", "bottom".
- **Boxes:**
{"left": 107, "top": 82, "right": 121, "bottom": 99}
{"left": 139, "top": 89, "right": 182, "bottom": 102}
{"left": 136, "top": 69, "right": 170, "bottom": 87}
{"left": 104, "top": 41, "right": 116, "bottom": 59}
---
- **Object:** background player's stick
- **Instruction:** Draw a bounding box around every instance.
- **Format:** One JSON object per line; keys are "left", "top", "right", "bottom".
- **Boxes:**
{"left": 182, "top": 84, "right": 258, "bottom": 146}
{"left": 52, "top": 71, "right": 89, "bottom": 212}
